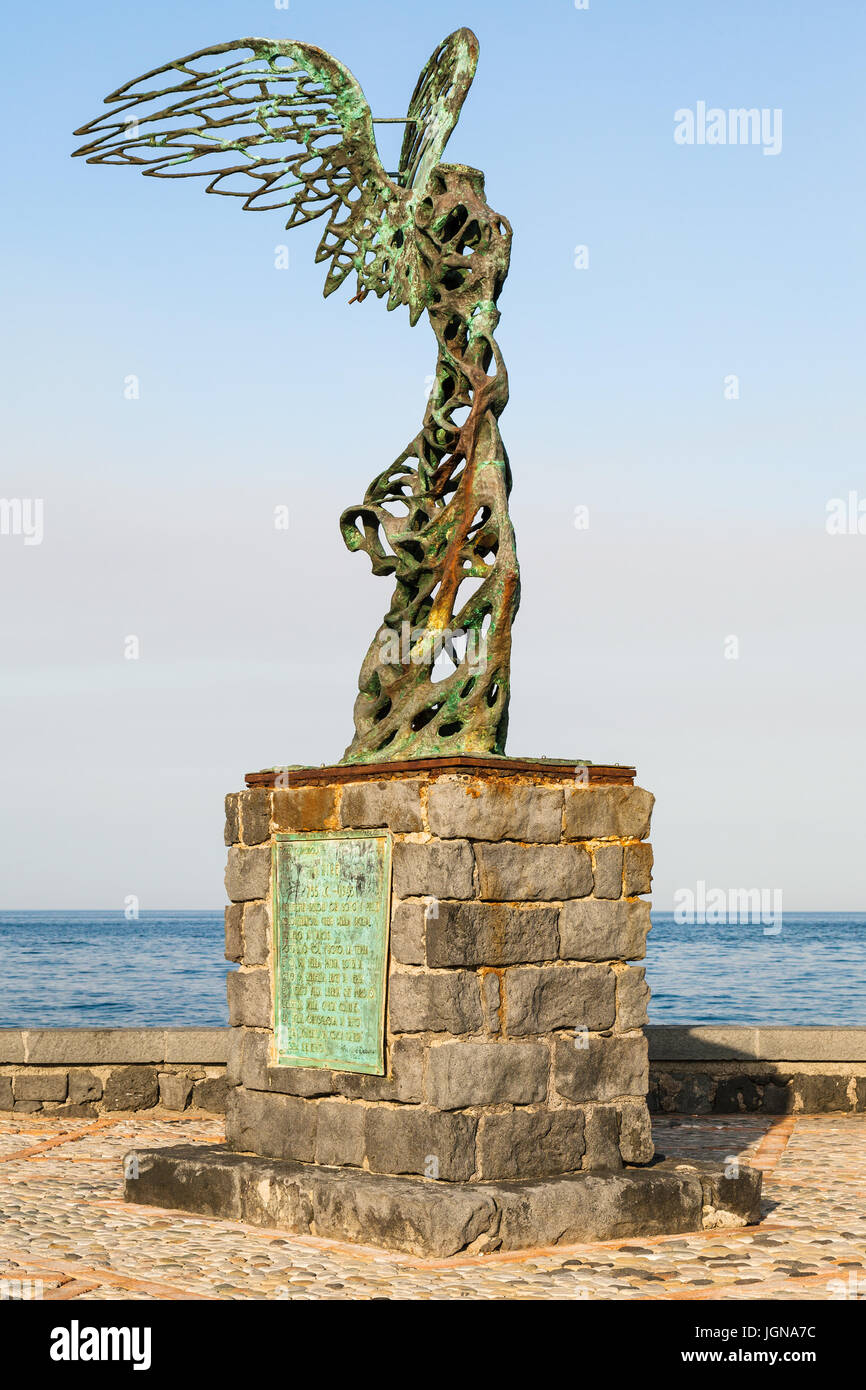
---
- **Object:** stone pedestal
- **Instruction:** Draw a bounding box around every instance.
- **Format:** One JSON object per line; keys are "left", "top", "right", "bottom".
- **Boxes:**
{"left": 224, "top": 759, "right": 655, "bottom": 1179}
{"left": 123, "top": 758, "right": 761, "bottom": 1255}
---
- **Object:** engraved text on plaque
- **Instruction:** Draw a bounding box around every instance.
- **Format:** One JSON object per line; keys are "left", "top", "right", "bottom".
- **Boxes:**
{"left": 272, "top": 830, "right": 391, "bottom": 1074}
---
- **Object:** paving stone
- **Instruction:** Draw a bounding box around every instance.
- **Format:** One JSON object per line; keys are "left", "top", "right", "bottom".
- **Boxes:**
{"left": 12, "top": 1071, "right": 68, "bottom": 1102}
{"left": 476, "top": 1107, "right": 585, "bottom": 1180}
{"left": 388, "top": 971, "right": 482, "bottom": 1034}
{"left": 272, "top": 786, "right": 339, "bottom": 832}
{"left": 365, "top": 1106, "right": 477, "bottom": 1181}
{"left": 103, "top": 1066, "right": 159, "bottom": 1111}
{"left": 227, "top": 1088, "right": 318, "bottom": 1163}
{"left": 226, "top": 970, "right": 271, "bottom": 1029}
{"left": 193, "top": 1077, "right": 229, "bottom": 1114}
{"left": 340, "top": 779, "right": 424, "bottom": 833}
{"left": 618, "top": 1099, "right": 655, "bottom": 1164}
{"left": 592, "top": 844, "right": 623, "bottom": 899}
{"left": 504, "top": 964, "right": 615, "bottom": 1034}
{"left": 425, "top": 1041, "right": 548, "bottom": 1109}
{"left": 159, "top": 1073, "right": 193, "bottom": 1112}
{"left": 559, "top": 899, "right": 650, "bottom": 962}
{"left": 315, "top": 1100, "right": 366, "bottom": 1167}
{"left": 791, "top": 1073, "right": 852, "bottom": 1113}
{"left": 428, "top": 778, "right": 563, "bottom": 842}
{"left": 224, "top": 793, "right": 240, "bottom": 846}
{"left": 554, "top": 1034, "right": 649, "bottom": 1104}
{"left": 224, "top": 904, "right": 243, "bottom": 963}
{"left": 616, "top": 967, "right": 651, "bottom": 1031}
{"left": 389, "top": 902, "right": 427, "bottom": 965}
{"left": 474, "top": 843, "right": 592, "bottom": 901}
{"left": 584, "top": 1104, "right": 623, "bottom": 1169}
{"left": 331, "top": 1037, "right": 425, "bottom": 1104}
{"left": 239, "top": 790, "right": 271, "bottom": 845}
{"left": 225, "top": 846, "right": 271, "bottom": 903}
{"left": 563, "top": 786, "right": 654, "bottom": 840}
{"left": 392, "top": 840, "right": 475, "bottom": 900}
{"left": 66, "top": 1069, "right": 102, "bottom": 1104}
{"left": 481, "top": 971, "right": 501, "bottom": 1034}
{"left": 243, "top": 901, "right": 271, "bottom": 967}
{"left": 623, "top": 843, "right": 653, "bottom": 896}
{"left": 426, "top": 902, "right": 559, "bottom": 968}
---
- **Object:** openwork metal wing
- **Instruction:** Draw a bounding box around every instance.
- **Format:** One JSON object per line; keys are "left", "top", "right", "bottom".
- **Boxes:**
{"left": 397, "top": 29, "right": 479, "bottom": 190}
{"left": 73, "top": 38, "right": 402, "bottom": 303}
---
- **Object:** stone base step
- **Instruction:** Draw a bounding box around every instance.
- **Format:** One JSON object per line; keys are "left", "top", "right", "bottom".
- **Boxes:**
{"left": 123, "top": 1143, "right": 761, "bottom": 1258}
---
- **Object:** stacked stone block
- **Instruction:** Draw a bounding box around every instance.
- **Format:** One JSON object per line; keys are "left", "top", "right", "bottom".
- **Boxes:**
{"left": 224, "top": 770, "right": 656, "bottom": 1182}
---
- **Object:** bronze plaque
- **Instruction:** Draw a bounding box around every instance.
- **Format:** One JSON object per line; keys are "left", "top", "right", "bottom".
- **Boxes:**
{"left": 272, "top": 830, "right": 392, "bottom": 1074}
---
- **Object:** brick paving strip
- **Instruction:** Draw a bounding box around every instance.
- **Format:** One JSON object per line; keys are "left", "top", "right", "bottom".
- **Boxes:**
{"left": 1, "top": 1113, "right": 863, "bottom": 1300}
{"left": 1, "top": 1253, "right": 216, "bottom": 1301}
{"left": 644, "top": 1273, "right": 863, "bottom": 1304}
{"left": 0, "top": 1273, "right": 103, "bottom": 1300}
{"left": 0, "top": 1118, "right": 126, "bottom": 1163}
{"left": 750, "top": 1114, "right": 798, "bottom": 1172}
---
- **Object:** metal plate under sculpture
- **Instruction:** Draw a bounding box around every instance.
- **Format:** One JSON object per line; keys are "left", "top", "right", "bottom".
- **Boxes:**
{"left": 272, "top": 831, "right": 391, "bottom": 1074}
{"left": 73, "top": 28, "right": 520, "bottom": 764}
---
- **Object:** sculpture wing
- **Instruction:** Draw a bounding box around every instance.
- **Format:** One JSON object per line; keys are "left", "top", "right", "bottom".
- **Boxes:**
{"left": 72, "top": 38, "right": 403, "bottom": 301}
{"left": 397, "top": 28, "right": 479, "bottom": 189}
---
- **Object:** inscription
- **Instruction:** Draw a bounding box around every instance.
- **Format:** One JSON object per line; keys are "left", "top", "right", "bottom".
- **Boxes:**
{"left": 272, "top": 830, "right": 391, "bottom": 1074}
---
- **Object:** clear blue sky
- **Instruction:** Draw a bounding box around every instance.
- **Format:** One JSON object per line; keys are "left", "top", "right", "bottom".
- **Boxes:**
{"left": 2, "top": 0, "right": 865, "bottom": 908}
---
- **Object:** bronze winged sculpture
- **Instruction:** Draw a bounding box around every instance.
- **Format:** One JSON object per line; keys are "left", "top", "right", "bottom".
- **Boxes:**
{"left": 74, "top": 28, "right": 520, "bottom": 765}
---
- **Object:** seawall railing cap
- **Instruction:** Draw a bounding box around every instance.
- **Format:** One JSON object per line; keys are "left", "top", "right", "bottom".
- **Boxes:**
{"left": 0, "top": 1030, "right": 27, "bottom": 1064}
{"left": 3, "top": 1026, "right": 865, "bottom": 1067}
{"left": 0, "top": 1027, "right": 232, "bottom": 1065}
{"left": 23, "top": 1028, "right": 170, "bottom": 1065}
{"left": 647, "top": 1025, "right": 866, "bottom": 1062}
{"left": 164, "top": 1028, "right": 231, "bottom": 1063}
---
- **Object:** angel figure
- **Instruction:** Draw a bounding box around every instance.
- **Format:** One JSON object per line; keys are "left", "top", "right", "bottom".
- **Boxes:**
{"left": 74, "top": 28, "right": 520, "bottom": 764}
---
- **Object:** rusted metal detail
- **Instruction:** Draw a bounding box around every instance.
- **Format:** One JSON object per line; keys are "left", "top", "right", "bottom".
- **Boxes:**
{"left": 73, "top": 29, "right": 520, "bottom": 764}
{"left": 246, "top": 760, "right": 638, "bottom": 789}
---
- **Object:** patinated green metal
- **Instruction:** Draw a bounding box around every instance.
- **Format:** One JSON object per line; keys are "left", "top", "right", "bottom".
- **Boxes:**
{"left": 272, "top": 831, "right": 391, "bottom": 1074}
{"left": 73, "top": 29, "right": 519, "bottom": 763}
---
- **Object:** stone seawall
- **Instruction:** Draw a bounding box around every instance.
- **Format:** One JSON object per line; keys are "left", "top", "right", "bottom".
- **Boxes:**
{"left": 648, "top": 1026, "right": 866, "bottom": 1114}
{"left": 0, "top": 1029, "right": 229, "bottom": 1118}
{"left": 3, "top": 1026, "right": 865, "bottom": 1117}
{"left": 1, "top": 1023, "right": 866, "bottom": 1117}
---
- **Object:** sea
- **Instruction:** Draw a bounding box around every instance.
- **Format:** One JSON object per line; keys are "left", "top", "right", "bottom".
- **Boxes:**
{"left": 0, "top": 910, "right": 864, "bottom": 1028}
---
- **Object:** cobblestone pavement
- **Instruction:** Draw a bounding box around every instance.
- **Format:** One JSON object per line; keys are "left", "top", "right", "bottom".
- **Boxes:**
{"left": 0, "top": 1113, "right": 863, "bottom": 1300}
